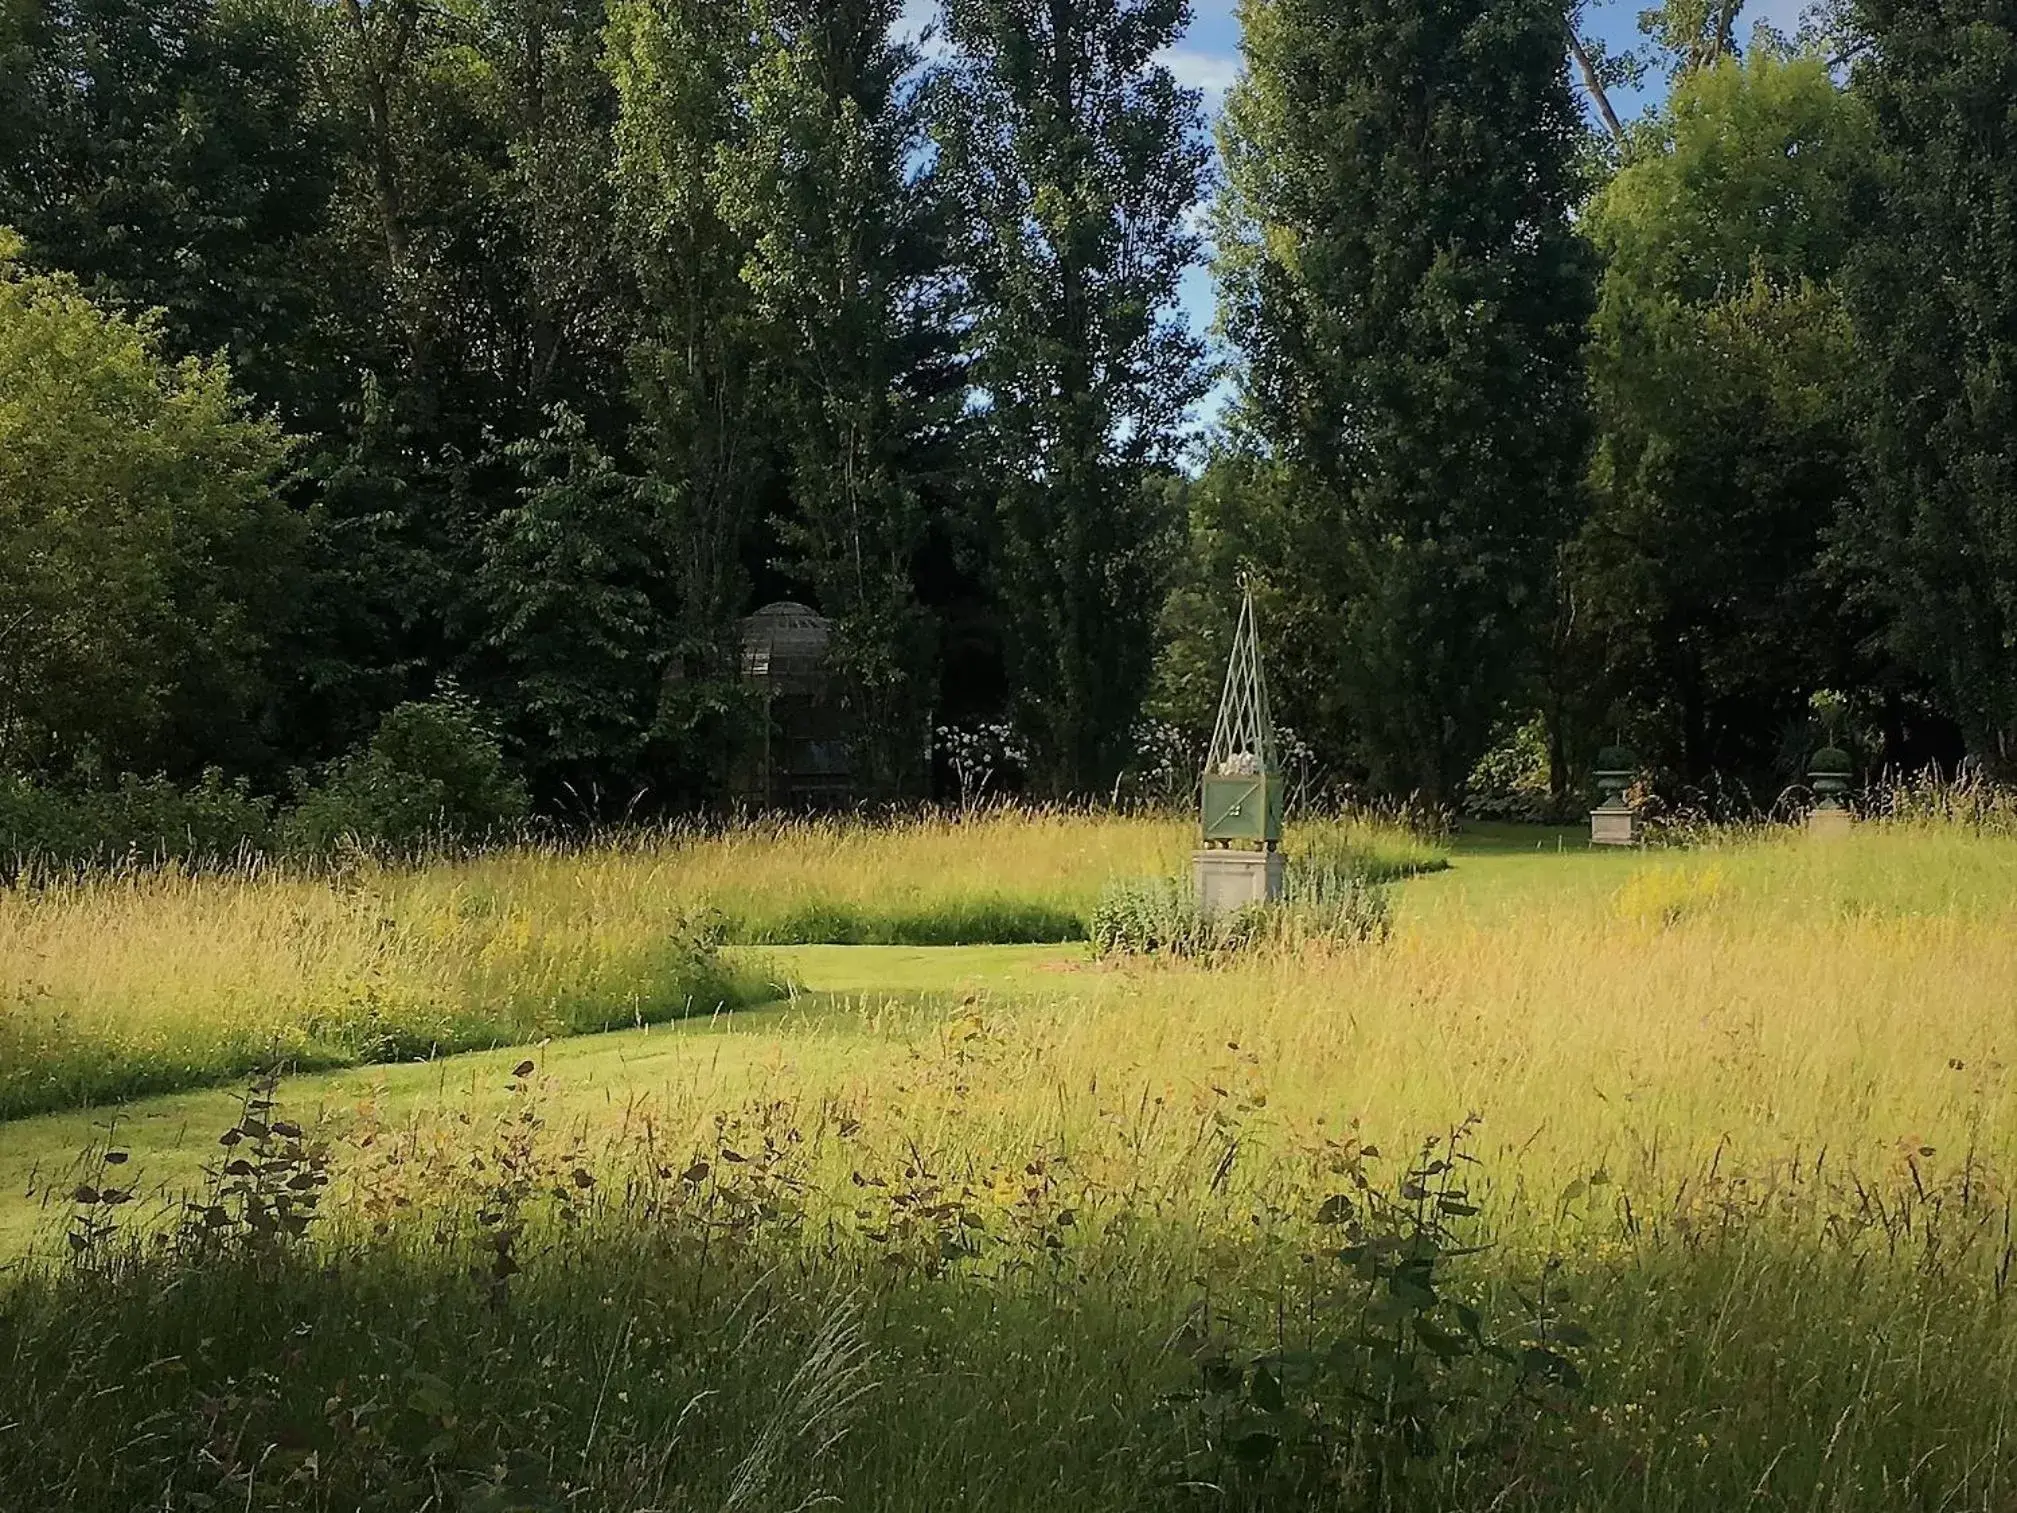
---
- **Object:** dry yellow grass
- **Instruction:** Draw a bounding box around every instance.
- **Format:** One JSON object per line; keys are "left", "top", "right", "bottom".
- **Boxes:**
{"left": 0, "top": 809, "right": 1433, "bottom": 1119}
{"left": 4, "top": 818, "right": 2016, "bottom": 1510}
{"left": 0, "top": 842, "right": 753, "bottom": 1117}
{"left": 502, "top": 826, "right": 2017, "bottom": 1240}
{"left": 7, "top": 817, "right": 2004, "bottom": 1195}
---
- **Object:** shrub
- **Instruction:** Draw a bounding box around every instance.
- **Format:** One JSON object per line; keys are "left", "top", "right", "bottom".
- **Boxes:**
{"left": 0, "top": 694, "right": 528, "bottom": 871}
{"left": 1463, "top": 715, "right": 1566, "bottom": 824}
{"left": 1280, "top": 850, "right": 1394, "bottom": 944}
{"left": 0, "top": 770, "right": 277, "bottom": 875}
{"left": 287, "top": 691, "right": 530, "bottom": 853}
{"left": 1091, "top": 858, "right": 1391, "bottom": 961}
{"left": 1091, "top": 876, "right": 1265, "bottom": 959}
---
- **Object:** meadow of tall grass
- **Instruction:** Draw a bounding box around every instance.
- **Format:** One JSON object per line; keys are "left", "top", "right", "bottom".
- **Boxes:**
{"left": 1, "top": 814, "right": 2013, "bottom": 1510}
{"left": 0, "top": 808, "right": 1440, "bottom": 1121}
{"left": 0, "top": 847, "right": 770, "bottom": 1122}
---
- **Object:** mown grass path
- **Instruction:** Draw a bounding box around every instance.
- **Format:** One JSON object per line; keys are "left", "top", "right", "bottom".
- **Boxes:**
{"left": 0, "top": 942, "right": 1088, "bottom": 1256}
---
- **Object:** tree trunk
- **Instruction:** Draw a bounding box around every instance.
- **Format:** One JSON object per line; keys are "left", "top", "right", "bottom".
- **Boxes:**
{"left": 1566, "top": 21, "right": 1625, "bottom": 144}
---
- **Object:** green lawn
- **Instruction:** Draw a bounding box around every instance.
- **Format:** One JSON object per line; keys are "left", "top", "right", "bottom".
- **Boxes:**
{"left": 1401, "top": 821, "right": 1651, "bottom": 920}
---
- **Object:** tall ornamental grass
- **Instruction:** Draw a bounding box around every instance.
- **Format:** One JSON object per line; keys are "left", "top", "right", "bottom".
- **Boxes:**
{"left": 0, "top": 809, "right": 1444, "bottom": 1119}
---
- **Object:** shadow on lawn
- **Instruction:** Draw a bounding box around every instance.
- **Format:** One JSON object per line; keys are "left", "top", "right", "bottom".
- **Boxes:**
{"left": 3, "top": 1072, "right": 2012, "bottom": 1513}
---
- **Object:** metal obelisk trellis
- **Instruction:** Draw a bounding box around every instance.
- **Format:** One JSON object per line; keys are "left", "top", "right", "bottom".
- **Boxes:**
{"left": 1194, "top": 586, "right": 1287, "bottom": 913}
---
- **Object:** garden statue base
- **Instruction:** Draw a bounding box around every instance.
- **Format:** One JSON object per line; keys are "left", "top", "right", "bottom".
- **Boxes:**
{"left": 1808, "top": 805, "right": 1854, "bottom": 839}
{"left": 1589, "top": 803, "right": 1638, "bottom": 847}
{"left": 1194, "top": 848, "right": 1285, "bottom": 917}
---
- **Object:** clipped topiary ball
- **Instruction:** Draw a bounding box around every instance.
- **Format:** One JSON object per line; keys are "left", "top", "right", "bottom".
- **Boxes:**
{"left": 1595, "top": 745, "right": 1638, "bottom": 774}
{"left": 1809, "top": 746, "right": 1853, "bottom": 776}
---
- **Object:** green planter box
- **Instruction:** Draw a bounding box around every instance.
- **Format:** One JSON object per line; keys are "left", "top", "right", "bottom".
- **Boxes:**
{"left": 1202, "top": 772, "right": 1283, "bottom": 845}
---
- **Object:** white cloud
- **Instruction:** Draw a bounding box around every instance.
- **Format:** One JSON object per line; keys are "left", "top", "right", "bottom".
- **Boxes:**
{"left": 1157, "top": 47, "right": 1242, "bottom": 102}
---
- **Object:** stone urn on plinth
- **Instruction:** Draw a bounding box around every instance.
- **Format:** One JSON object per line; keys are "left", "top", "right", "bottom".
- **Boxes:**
{"left": 1807, "top": 746, "right": 1855, "bottom": 837}
{"left": 1195, "top": 588, "right": 1286, "bottom": 916}
{"left": 1589, "top": 745, "right": 1640, "bottom": 847}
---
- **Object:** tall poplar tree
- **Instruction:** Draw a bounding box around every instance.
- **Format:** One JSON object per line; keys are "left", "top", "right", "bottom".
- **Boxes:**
{"left": 938, "top": 0, "right": 1209, "bottom": 796}
{"left": 719, "top": 0, "right": 959, "bottom": 796}
{"left": 1843, "top": 1, "right": 2017, "bottom": 774}
{"left": 1218, "top": 0, "right": 1593, "bottom": 803}
{"left": 605, "top": 0, "right": 771, "bottom": 789}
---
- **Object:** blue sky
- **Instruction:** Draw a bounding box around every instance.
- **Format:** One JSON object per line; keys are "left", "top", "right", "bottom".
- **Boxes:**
{"left": 897, "top": 0, "right": 1808, "bottom": 420}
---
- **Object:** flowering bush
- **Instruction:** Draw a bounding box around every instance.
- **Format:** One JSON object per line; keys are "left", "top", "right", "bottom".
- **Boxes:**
{"left": 933, "top": 722, "right": 1031, "bottom": 810}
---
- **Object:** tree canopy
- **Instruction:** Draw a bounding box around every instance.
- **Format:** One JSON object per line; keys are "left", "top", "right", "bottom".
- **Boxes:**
{"left": 1573, "top": 54, "right": 1876, "bottom": 787}
{"left": 2, "top": 0, "right": 2015, "bottom": 819}
{"left": 0, "top": 232, "right": 294, "bottom": 779}
{"left": 1210, "top": 0, "right": 1594, "bottom": 803}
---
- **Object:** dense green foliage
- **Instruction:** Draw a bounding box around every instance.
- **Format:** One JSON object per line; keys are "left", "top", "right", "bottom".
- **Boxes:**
{"left": 939, "top": 0, "right": 1210, "bottom": 794}
{"left": 1205, "top": 0, "right": 1594, "bottom": 804}
{"left": 1156, "top": 2, "right": 2015, "bottom": 808}
{"left": 0, "top": 236, "right": 295, "bottom": 779}
{"left": 1842, "top": 0, "right": 2017, "bottom": 776}
{"left": 3, "top": 0, "right": 2016, "bottom": 818}
{"left": 0, "top": 771, "right": 280, "bottom": 871}
{"left": 286, "top": 690, "right": 531, "bottom": 852}
{"left": 725, "top": 0, "right": 959, "bottom": 796}
{"left": 1573, "top": 55, "right": 1874, "bottom": 787}
{"left": 1, "top": 691, "right": 527, "bottom": 869}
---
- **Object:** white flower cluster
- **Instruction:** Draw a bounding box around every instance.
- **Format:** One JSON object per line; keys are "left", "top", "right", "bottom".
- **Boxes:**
{"left": 934, "top": 722, "right": 1030, "bottom": 809}
{"left": 1116, "top": 719, "right": 1200, "bottom": 803}
{"left": 1277, "top": 724, "right": 1317, "bottom": 774}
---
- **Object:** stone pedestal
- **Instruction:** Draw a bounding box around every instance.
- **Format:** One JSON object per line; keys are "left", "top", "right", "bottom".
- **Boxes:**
{"left": 1194, "top": 848, "right": 1285, "bottom": 917}
{"left": 1589, "top": 803, "right": 1638, "bottom": 847}
{"left": 1807, "top": 805, "right": 1854, "bottom": 839}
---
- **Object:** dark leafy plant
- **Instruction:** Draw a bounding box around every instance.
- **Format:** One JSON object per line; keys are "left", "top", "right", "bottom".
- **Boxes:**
{"left": 1156, "top": 1121, "right": 1589, "bottom": 1507}
{"left": 288, "top": 688, "right": 530, "bottom": 853}
{"left": 179, "top": 1073, "right": 331, "bottom": 1266}
{"left": 60, "top": 1129, "right": 137, "bottom": 1272}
